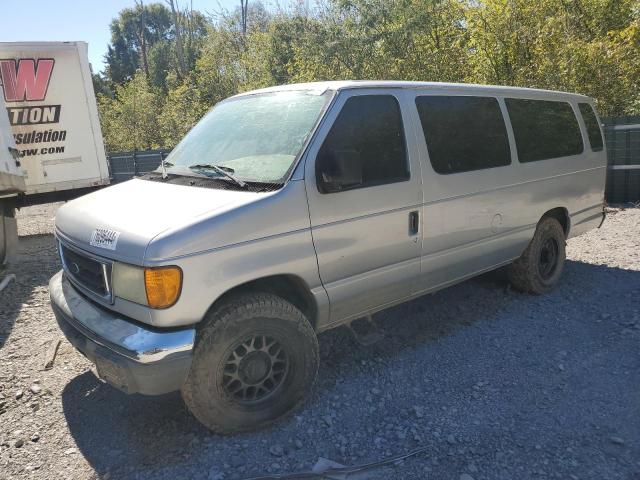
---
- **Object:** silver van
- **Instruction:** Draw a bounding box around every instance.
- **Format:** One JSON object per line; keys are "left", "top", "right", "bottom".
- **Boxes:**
{"left": 49, "top": 81, "right": 607, "bottom": 433}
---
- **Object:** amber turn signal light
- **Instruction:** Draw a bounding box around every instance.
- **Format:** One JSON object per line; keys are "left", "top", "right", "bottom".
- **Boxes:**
{"left": 144, "top": 266, "right": 182, "bottom": 309}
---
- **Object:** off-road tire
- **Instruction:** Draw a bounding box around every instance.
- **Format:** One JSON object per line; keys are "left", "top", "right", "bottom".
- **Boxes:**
{"left": 181, "top": 293, "right": 319, "bottom": 434}
{"left": 507, "top": 217, "right": 566, "bottom": 294}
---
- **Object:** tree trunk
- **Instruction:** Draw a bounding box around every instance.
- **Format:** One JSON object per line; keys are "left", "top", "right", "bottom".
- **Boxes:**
{"left": 166, "top": 0, "right": 187, "bottom": 78}
{"left": 136, "top": 0, "right": 150, "bottom": 78}
{"left": 240, "top": 0, "right": 248, "bottom": 36}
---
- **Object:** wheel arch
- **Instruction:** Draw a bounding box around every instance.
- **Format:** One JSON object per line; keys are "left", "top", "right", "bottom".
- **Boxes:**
{"left": 204, "top": 274, "right": 319, "bottom": 330}
{"left": 540, "top": 207, "right": 570, "bottom": 238}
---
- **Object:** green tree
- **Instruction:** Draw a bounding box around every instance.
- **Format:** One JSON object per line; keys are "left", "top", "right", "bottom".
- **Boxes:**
{"left": 159, "top": 79, "right": 208, "bottom": 145}
{"left": 98, "top": 73, "right": 165, "bottom": 151}
{"left": 288, "top": 0, "right": 470, "bottom": 82}
{"left": 105, "top": 2, "right": 209, "bottom": 91}
{"left": 97, "top": 0, "right": 640, "bottom": 152}
{"left": 104, "top": 3, "right": 173, "bottom": 84}
{"left": 466, "top": 0, "right": 640, "bottom": 115}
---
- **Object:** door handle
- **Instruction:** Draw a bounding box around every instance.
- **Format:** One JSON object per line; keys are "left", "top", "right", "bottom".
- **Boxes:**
{"left": 409, "top": 211, "right": 419, "bottom": 236}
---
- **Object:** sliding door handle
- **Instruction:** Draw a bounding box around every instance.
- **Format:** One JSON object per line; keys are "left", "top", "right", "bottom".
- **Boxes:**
{"left": 409, "top": 211, "right": 419, "bottom": 236}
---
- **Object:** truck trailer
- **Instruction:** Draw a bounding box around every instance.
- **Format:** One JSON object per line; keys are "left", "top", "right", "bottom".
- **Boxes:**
{"left": 0, "top": 41, "right": 110, "bottom": 206}
{"left": 0, "top": 93, "right": 24, "bottom": 265}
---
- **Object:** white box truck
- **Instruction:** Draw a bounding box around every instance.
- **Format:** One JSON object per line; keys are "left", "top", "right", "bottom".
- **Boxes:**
{"left": 0, "top": 41, "right": 110, "bottom": 206}
{"left": 0, "top": 93, "right": 24, "bottom": 265}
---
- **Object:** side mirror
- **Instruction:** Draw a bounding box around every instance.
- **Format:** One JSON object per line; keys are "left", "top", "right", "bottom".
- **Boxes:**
{"left": 316, "top": 148, "right": 362, "bottom": 193}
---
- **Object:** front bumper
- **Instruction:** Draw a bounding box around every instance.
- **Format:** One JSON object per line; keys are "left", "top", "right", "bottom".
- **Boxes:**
{"left": 49, "top": 270, "right": 195, "bottom": 395}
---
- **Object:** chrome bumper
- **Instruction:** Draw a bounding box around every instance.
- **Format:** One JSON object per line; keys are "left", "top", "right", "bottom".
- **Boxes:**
{"left": 49, "top": 270, "right": 194, "bottom": 395}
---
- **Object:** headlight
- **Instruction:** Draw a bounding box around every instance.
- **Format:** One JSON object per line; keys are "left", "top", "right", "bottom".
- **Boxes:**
{"left": 112, "top": 263, "right": 182, "bottom": 309}
{"left": 112, "top": 262, "right": 147, "bottom": 305}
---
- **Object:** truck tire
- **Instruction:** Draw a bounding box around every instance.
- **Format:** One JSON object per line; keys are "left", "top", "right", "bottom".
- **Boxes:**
{"left": 0, "top": 207, "right": 6, "bottom": 266}
{"left": 181, "top": 292, "right": 319, "bottom": 434}
{"left": 0, "top": 202, "right": 17, "bottom": 266}
{"left": 507, "top": 217, "right": 566, "bottom": 294}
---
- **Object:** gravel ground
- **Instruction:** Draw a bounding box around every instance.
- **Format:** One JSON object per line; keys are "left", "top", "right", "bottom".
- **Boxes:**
{"left": 0, "top": 202, "right": 639, "bottom": 480}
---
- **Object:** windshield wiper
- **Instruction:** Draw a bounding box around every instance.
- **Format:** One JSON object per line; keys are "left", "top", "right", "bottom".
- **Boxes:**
{"left": 188, "top": 164, "right": 246, "bottom": 188}
{"left": 160, "top": 160, "right": 173, "bottom": 179}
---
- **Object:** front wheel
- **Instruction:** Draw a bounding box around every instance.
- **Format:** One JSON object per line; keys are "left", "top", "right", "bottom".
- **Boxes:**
{"left": 181, "top": 293, "right": 319, "bottom": 434}
{"left": 507, "top": 217, "right": 566, "bottom": 294}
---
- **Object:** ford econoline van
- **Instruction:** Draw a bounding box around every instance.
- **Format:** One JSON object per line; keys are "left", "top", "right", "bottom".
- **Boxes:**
{"left": 49, "top": 81, "right": 607, "bottom": 433}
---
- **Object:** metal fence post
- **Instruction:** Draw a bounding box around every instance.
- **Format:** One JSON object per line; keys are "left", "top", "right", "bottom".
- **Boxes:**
{"left": 624, "top": 119, "right": 631, "bottom": 203}
{"left": 133, "top": 150, "right": 138, "bottom": 177}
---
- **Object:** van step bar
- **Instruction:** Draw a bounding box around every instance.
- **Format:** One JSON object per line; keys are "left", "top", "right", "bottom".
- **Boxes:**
{"left": 347, "top": 315, "right": 384, "bottom": 346}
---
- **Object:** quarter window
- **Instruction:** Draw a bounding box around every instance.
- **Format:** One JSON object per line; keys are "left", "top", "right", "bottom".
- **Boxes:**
{"left": 506, "top": 98, "right": 583, "bottom": 162}
{"left": 415, "top": 96, "right": 511, "bottom": 174}
{"left": 316, "top": 95, "right": 408, "bottom": 193}
{"left": 578, "top": 103, "right": 604, "bottom": 151}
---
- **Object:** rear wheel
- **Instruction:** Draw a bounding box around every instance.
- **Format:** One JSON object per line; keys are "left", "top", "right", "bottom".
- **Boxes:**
{"left": 181, "top": 293, "right": 319, "bottom": 434}
{"left": 507, "top": 217, "right": 566, "bottom": 294}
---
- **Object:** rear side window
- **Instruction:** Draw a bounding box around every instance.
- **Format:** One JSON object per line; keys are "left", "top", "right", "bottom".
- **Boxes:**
{"left": 506, "top": 98, "right": 583, "bottom": 162}
{"left": 578, "top": 103, "right": 604, "bottom": 151}
{"left": 415, "top": 96, "right": 511, "bottom": 174}
{"left": 316, "top": 95, "right": 408, "bottom": 193}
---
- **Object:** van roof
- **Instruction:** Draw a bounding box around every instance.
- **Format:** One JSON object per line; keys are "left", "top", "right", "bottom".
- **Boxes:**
{"left": 236, "top": 80, "right": 592, "bottom": 101}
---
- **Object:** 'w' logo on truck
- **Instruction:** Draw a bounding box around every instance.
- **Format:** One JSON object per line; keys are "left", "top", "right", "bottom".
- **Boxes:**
{"left": 0, "top": 58, "right": 54, "bottom": 102}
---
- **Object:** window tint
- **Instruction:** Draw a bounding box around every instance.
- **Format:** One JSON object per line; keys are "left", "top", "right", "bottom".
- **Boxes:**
{"left": 505, "top": 98, "right": 583, "bottom": 162}
{"left": 415, "top": 96, "right": 511, "bottom": 174}
{"left": 316, "top": 95, "right": 408, "bottom": 193}
{"left": 578, "top": 103, "right": 603, "bottom": 151}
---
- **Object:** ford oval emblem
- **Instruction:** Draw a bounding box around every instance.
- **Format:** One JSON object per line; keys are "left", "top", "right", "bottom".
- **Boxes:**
{"left": 70, "top": 262, "right": 81, "bottom": 274}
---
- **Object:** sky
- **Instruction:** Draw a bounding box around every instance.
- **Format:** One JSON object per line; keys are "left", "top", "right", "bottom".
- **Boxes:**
{"left": 0, "top": 0, "right": 252, "bottom": 74}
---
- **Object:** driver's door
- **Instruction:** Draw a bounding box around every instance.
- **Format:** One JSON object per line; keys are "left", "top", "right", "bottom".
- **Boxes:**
{"left": 304, "top": 90, "right": 423, "bottom": 325}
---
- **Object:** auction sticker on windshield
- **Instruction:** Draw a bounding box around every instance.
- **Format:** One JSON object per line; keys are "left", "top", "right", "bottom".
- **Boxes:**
{"left": 90, "top": 228, "right": 120, "bottom": 250}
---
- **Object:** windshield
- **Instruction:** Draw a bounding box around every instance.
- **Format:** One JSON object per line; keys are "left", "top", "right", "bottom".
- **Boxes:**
{"left": 164, "top": 90, "right": 332, "bottom": 184}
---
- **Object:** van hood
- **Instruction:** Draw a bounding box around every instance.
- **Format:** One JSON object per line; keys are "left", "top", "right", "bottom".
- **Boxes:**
{"left": 55, "top": 178, "right": 263, "bottom": 263}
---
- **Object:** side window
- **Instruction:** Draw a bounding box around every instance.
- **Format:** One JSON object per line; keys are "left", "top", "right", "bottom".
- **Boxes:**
{"left": 506, "top": 98, "right": 584, "bottom": 162}
{"left": 415, "top": 96, "right": 511, "bottom": 174}
{"left": 316, "top": 95, "right": 408, "bottom": 193}
{"left": 578, "top": 103, "right": 604, "bottom": 151}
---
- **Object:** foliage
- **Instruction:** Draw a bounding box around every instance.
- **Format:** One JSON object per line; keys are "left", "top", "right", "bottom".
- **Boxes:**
{"left": 97, "top": 73, "right": 164, "bottom": 151}
{"left": 104, "top": 2, "right": 208, "bottom": 90}
{"left": 466, "top": 0, "right": 640, "bottom": 115}
{"left": 96, "top": 0, "right": 640, "bottom": 151}
{"left": 104, "top": 3, "right": 173, "bottom": 85}
{"left": 158, "top": 78, "right": 207, "bottom": 146}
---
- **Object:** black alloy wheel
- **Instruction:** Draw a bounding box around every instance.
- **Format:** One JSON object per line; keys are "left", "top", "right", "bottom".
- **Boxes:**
{"left": 222, "top": 334, "right": 289, "bottom": 404}
{"left": 538, "top": 237, "right": 559, "bottom": 280}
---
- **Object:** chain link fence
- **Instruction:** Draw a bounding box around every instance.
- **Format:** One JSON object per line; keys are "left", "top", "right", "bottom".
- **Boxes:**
{"left": 603, "top": 116, "right": 640, "bottom": 204}
{"left": 107, "top": 150, "right": 171, "bottom": 184}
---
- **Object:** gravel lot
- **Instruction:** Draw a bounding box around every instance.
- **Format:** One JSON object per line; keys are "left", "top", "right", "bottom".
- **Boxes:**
{"left": 1, "top": 202, "right": 639, "bottom": 480}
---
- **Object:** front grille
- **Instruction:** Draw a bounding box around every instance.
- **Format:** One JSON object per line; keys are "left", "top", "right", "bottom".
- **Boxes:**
{"left": 59, "top": 243, "right": 111, "bottom": 299}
